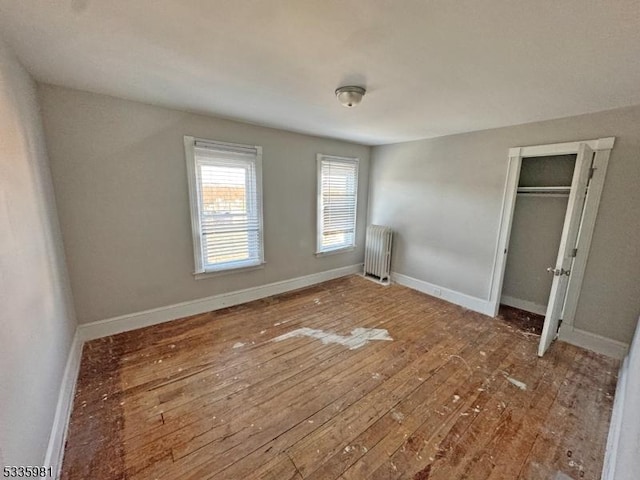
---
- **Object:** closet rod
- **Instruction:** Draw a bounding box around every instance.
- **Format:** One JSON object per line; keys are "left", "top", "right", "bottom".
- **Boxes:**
{"left": 517, "top": 186, "right": 571, "bottom": 194}
{"left": 517, "top": 192, "right": 570, "bottom": 198}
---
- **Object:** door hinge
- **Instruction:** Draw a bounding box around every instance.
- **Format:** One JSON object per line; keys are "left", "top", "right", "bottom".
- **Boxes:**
{"left": 589, "top": 167, "right": 596, "bottom": 180}
{"left": 557, "top": 319, "right": 563, "bottom": 333}
{"left": 571, "top": 248, "right": 578, "bottom": 257}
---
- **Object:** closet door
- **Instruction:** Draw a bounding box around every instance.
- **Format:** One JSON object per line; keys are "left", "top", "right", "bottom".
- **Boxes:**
{"left": 538, "top": 143, "right": 594, "bottom": 356}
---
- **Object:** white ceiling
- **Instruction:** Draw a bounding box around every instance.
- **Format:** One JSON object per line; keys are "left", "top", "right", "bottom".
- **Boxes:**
{"left": 1, "top": 0, "right": 640, "bottom": 145}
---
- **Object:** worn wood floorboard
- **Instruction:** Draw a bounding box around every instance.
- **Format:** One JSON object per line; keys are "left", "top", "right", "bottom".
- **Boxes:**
{"left": 61, "top": 275, "right": 618, "bottom": 480}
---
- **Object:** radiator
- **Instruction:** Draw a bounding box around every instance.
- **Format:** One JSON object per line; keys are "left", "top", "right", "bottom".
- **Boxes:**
{"left": 364, "top": 225, "right": 393, "bottom": 284}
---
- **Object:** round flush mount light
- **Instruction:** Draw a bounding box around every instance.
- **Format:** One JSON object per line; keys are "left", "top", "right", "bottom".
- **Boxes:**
{"left": 335, "top": 86, "right": 366, "bottom": 108}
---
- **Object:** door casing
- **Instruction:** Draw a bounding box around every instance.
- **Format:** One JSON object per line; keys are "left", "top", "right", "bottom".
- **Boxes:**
{"left": 487, "top": 137, "right": 615, "bottom": 354}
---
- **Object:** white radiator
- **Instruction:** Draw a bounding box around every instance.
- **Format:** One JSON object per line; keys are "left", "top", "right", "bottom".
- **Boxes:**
{"left": 364, "top": 225, "right": 393, "bottom": 284}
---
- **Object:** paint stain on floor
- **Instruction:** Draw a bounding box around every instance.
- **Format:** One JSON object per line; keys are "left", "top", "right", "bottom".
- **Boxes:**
{"left": 271, "top": 327, "right": 393, "bottom": 349}
{"left": 506, "top": 376, "right": 528, "bottom": 390}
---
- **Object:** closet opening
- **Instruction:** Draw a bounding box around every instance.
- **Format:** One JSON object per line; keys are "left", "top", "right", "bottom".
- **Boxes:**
{"left": 488, "top": 138, "right": 615, "bottom": 357}
{"left": 499, "top": 154, "right": 576, "bottom": 332}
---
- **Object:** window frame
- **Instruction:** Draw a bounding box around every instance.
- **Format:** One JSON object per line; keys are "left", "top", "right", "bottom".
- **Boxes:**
{"left": 316, "top": 154, "right": 359, "bottom": 255}
{"left": 184, "top": 136, "right": 265, "bottom": 277}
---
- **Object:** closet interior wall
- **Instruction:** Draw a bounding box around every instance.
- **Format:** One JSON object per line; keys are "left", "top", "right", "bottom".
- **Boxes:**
{"left": 501, "top": 154, "right": 577, "bottom": 314}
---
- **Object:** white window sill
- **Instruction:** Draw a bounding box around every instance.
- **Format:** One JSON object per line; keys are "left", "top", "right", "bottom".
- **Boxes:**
{"left": 194, "top": 262, "right": 265, "bottom": 280}
{"left": 315, "top": 246, "right": 355, "bottom": 257}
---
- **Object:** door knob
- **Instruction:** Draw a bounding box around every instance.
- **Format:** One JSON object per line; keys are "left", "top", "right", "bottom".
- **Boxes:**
{"left": 547, "top": 267, "right": 571, "bottom": 276}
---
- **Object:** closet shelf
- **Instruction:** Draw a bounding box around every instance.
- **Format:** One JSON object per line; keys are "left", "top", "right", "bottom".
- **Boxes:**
{"left": 517, "top": 186, "right": 571, "bottom": 194}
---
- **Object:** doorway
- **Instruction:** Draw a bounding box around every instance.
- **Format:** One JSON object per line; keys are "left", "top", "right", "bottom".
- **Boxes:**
{"left": 501, "top": 154, "right": 576, "bottom": 317}
{"left": 488, "top": 138, "right": 615, "bottom": 356}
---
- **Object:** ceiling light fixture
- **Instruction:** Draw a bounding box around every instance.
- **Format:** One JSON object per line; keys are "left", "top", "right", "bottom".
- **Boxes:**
{"left": 335, "top": 86, "right": 366, "bottom": 108}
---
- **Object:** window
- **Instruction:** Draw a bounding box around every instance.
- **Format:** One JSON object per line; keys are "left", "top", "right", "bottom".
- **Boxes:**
{"left": 317, "top": 154, "right": 359, "bottom": 254}
{"left": 184, "top": 136, "right": 264, "bottom": 275}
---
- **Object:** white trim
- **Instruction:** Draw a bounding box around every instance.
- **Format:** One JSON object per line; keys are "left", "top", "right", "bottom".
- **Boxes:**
{"left": 255, "top": 145, "right": 265, "bottom": 266}
{"left": 596, "top": 137, "right": 616, "bottom": 150}
{"left": 602, "top": 355, "right": 628, "bottom": 480}
{"left": 43, "top": 332, "right": 83, "bottom": 480}
{"left": 500, "top": 295, "right": 547, "bottom": 316}
{"left": 193, "top": 262, "right": 265, "bottom": 280}
{"left": 558, "top": 326, "right": 629, "bottom": 359}
{"left": 315, "top": 247, "right": 356, "bottom": 257}
{"left": 488, "top": 137, "right": 615, "bottom": 318}
{"left": 184, "top": 135, "right": 203, "bottom": 273}
{"left": 183, "top": 135, "right": 265, "bottom": 275}
{"left": 316, "top": 154, "right": 359, "bottom": 254}
{"left": 507, "top": 137, "right": 615, "bottom": 157}
{"left": 487, "top": 149, "right": 523, "bottom": 316}
{"left": 561, "top": 148, "right": 610, "bottom": 327}
{"left": 79, "top": 264, "right": 363, "bottom": 341}
{"left": 392, "top": 272, "right": 494, "bottom": 316}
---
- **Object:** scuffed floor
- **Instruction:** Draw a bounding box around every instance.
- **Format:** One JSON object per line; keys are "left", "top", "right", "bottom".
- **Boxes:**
{"left": 61, "top": 276, "right": 619, "bottom": 480}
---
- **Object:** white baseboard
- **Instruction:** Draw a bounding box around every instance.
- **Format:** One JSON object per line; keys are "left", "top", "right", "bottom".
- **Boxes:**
{"left": 500, "top": 295, "right": 547, "bottom": 316}
{"left": 43, "top": 332, "right": 83, "bottom": 479}
{"left": 392, "top": 272, "right": 494, "bottom": 317}
{"left": 79, "top": 264, "right": 363, "bottom": 341}
{"left": 558, "top": 325, "right": 629, "bottom": 359}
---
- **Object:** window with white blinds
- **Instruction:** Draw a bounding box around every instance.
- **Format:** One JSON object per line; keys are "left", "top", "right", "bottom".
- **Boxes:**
{"left": 185, "top": 136, "right": 264, "bottom": 274}
{"left": 317, "top": 154, "right": 359, "bottom": 254}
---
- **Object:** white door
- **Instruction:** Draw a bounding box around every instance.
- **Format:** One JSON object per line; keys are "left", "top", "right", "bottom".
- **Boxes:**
{"left": 538, "top": 144, "right": 594, "bottom": 356}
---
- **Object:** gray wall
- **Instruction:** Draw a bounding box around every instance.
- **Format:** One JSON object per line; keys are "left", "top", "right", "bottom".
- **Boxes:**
{"left": 369, "top": 105, "right": 640, "bottom": 344}
{"left": 0, "top": 43, "right": 76, "bottom": 466}
{"left": 38, "top": 85, "right": 371, "bottom": 324}
{"left": 502, "top": 195, "right": 568, "bottom": 309}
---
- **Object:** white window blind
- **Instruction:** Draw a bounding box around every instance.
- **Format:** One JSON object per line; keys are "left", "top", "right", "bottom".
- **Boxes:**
{"left": 185, "top": 137, "right": 264, "bottom": 274}
{"left": 317, "top": 155, "right": 359, "bottom": 253}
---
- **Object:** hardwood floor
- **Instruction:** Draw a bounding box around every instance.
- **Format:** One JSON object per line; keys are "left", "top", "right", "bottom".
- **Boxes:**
{"left": 61, "top": 276, "right": 619, "bottom": 480}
